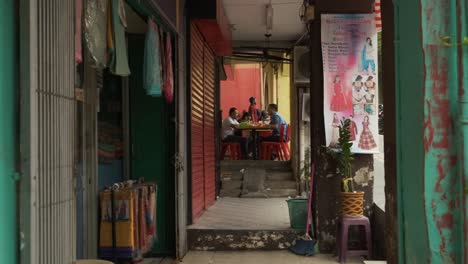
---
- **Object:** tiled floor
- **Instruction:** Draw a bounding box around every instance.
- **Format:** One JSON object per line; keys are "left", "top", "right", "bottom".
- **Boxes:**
{"left": 179, "top": 251, "right": 364, "bottom": 264}
{"left": 188, "top": 198, "right": 290, "bottom": 230}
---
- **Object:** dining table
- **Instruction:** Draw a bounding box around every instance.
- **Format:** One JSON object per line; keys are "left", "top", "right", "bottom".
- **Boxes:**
{"left": 236, "top": 125, "right": 274, "bottom": 160}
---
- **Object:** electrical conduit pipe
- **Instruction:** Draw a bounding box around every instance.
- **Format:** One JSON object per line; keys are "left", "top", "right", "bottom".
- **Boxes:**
{"left": 0, "top": 0, "right": 17, "bottom": 263}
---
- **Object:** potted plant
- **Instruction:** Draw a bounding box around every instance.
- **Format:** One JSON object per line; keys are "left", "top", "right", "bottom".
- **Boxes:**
{"left": 286, "top": 147, "right": 311, "bottom": 229}
{"left": 327, "top": 118, "right": 364, "bottom": 217}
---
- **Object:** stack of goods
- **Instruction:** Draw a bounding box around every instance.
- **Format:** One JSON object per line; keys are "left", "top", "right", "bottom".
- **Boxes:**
{"left": 98, "top": 121, "right": 123, "bottom": 163}
{"left": 99, "top": 180, "right": 157, "bottom": 261}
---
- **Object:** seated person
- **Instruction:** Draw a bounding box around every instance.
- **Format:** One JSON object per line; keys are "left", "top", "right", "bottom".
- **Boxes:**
{"left": 240, "top": 112, "right": 253, "bottom": 124}
{"left": 262, "top": 104, "right": 287, "bottom": 142}
{"left": 222, "top": 107, "right": 248, "bottom": 158}
{"left": 261, "top": 110, "right": 270, "bottom": 123}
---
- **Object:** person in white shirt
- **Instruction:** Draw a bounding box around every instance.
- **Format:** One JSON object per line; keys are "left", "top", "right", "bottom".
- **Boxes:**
{"left": 222, "top": 107, "right": 248, "bottom": 158}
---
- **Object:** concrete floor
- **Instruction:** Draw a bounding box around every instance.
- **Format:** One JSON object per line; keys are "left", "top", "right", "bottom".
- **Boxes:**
{"left": 189, "top": 198, "right": 290, "bottom": 230}
{"left": 179, "top": 251, "right": 364, "bottom": 264}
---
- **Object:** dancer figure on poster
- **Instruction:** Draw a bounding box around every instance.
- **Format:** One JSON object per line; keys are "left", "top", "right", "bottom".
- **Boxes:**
{"left": 364, "top": 76, "right": 376, "bottom": 115}
{"left": 360, "top": 37, "right": 376, "bottom": 75}
{"left": 329, "top": 113, "right": 340, "bottom": 148}
{"left": 330, "top": 75, "right": 348, "bottom": 112}
{"left": 352, "top": 75, "right": 365, "bottom": 116}
{"left": 358, "top": 115, "right": 377, "bottom": 150}
{"left": 349, "top": 115, "right": 358, "bottom": 141}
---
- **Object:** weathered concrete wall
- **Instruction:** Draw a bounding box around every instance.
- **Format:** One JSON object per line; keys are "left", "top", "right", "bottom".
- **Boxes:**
{"left": 316, "top": 154, "right": 374, "bottom": 253}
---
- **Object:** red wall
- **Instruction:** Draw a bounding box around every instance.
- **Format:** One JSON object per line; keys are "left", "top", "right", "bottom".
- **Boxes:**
{"left": 220, "top": 65, "right": 262, "bottom": 118}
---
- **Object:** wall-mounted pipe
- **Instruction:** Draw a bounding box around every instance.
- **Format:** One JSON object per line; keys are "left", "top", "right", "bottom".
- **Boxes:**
{"left": 0, "top": 0, "right": 17, "bottom": 263}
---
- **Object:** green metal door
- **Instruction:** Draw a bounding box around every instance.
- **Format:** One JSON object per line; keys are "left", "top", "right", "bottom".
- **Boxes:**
{"left": 128, "top": 35, "right": 176, "bottom": 256}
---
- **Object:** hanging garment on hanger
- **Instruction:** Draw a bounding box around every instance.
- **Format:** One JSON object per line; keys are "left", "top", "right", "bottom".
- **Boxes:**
{"left": 84, "top": 0, "right": 108, "bottom": 69}
{"left": 107, "top": 0, "right": 115, "bottom": 67}
{"left": 75, "top": 0, "right": 83, "bottom": 64}
{"left": 144, "top": 19, "right": 163, "bottom": 97}
{"left": 163, "top": 32, "right": 174, "bottom": 103}
{"left": 110, "top": 0, "right": 131, "bottom": 76}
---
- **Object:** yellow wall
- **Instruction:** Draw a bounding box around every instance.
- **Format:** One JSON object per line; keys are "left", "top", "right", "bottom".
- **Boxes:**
{"left": 277, "top": 63, "right": 291, "bottom": 124}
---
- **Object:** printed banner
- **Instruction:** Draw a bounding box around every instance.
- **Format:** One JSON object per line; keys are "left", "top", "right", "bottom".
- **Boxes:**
{"left": 322, "top": 14, "right": 379, "bottom": 154}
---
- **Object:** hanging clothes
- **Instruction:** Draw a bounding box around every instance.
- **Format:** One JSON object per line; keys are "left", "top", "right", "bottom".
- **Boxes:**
{"left": 110, "top": 0, "right": 131, "bottom": 76}
{"left": 144, "top": 19, "right": 163, "bottom": 97}
{"left": 75, "top": 0, "right": 83, "bottom": 64}
{"left": 107, "top": 0, "right": 115, "bottom": 66}
{"left": 84, "top": 0, "right": 108, "bottom": 68}
{"left": 163, "top": 32, "right": 174, "bottom": 103}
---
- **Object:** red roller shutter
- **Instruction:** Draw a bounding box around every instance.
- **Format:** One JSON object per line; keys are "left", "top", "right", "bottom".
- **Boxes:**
{"left": 203, "top": 47, "right": 216, "bottom": 208}
{"left": 191, "top": 23, "right": 206, "bottom": 219}
{"left": 190, "top": 22, "right": 216, "bottom": 220}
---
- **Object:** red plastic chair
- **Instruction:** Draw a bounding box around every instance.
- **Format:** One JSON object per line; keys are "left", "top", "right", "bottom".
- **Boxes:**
{"left": 221, "top": 142, "right": 242, "bottom": 160}
{"left": 260, "top": 124, "right": 290, "bottom": 161}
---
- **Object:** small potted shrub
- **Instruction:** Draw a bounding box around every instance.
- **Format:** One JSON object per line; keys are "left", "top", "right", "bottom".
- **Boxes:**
{"left": 327, "top": 118, "right": 364, "bottom": 217}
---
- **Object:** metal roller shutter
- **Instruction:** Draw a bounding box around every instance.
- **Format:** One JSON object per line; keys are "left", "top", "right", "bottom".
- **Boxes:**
{"left": 203, "top": 48, "right": 216, "bottom": 208}
{"left": 190, "top": 22, "right": 217, "bottom": 220}
{"left": 20, "top": 0, "right": 76, "bottom": 263}
{"left": 190, "top": 23, "right": 206, "bottom": 219}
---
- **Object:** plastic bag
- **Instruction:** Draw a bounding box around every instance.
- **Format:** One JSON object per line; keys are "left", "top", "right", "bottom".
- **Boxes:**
{"left": 84, "top": 0, "right": 108, "bottom": 69}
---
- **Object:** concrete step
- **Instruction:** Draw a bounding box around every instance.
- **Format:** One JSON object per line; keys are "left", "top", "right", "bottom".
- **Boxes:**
{"left": 266, "top": 171, "right": 294, "bottom": 181}
{"left": 219, "top": 189, "right": 241, "bottom": 198}
{"left": 265, "top": 180, "right": 297, "bottom": 190}
{"left": 220, "top": 170, "right": 244, "bottom": 181}
{"left": 221, "top": 179, "right": 243, "bottom": 190}
{"left": 221, "top": 160, "right": 291, "bottom": 171}
{"left": 266, "top": 189, "right": 298, "bottom": 197}
{"left": 187, "top": 229, "right": 303, "bottom": 251}
{"left": 241, "top": 189, "right": 297, "bottom": 198}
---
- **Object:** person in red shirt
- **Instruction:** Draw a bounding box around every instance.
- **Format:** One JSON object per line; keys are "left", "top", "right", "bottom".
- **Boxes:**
{"left": 248, "top": 97, "right": 261, "bottom": 124}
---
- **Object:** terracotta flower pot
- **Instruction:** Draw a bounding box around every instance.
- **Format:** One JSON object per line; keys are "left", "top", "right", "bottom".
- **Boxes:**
{"left": 340, "top": 192, "right": 364, "bottom": 217}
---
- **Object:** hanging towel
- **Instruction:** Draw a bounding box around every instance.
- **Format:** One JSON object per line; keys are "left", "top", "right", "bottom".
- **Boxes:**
{"left": 110, "top": 0, "right": 131, "bottom": 76}
{"left": 84, "top": 0, "right": 108, "bottom": 69}
{"left": 163, "top": 33, "right": 174, "bottom": 103}
{"left": 144, "top": 19, "right": 163, "bottom": 97}
{"left": 75, "top": 0, "right": 83, "bottom": 64}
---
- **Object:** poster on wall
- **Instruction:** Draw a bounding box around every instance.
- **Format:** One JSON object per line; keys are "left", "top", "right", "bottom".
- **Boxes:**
{"left": 321, "top": 14, "right": 379, "bottom": 154}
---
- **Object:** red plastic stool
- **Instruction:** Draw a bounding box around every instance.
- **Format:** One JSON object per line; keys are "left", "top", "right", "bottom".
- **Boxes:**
{"left": 336, "top": 216, "right": 372, "bottom": 263}
{"left": 221, "top": 142, "right": 242, "bottom": 160}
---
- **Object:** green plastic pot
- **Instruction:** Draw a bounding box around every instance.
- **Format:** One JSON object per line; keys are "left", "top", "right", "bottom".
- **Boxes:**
{"left": 286, "top": 198, "right": 308, "bottom": 229}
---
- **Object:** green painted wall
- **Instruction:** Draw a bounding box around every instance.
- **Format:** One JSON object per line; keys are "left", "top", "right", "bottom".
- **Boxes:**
{"left": 396, "top": 0, "right": 466, "bottom": 262}
{"left": 0, "top": 1, "right": 17, "bottom": 263}
{"left": 394, "top": 0, "right": 429, "bottom": 262}
{"left": 128, "top": 35, "right": 176, "bottom": 256}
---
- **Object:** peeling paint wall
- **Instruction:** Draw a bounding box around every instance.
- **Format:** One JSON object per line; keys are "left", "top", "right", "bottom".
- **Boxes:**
{"left": 395, "top": 0, "right": 466, "bottom": 262}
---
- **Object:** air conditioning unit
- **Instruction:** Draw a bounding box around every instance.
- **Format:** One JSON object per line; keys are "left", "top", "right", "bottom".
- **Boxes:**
{"left": 294, "top": 46, "right": 310, "bottom": 84}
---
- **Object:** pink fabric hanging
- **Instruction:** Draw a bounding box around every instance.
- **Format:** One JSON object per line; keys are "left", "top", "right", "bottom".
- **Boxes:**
{"left": 75, "top": 0, "right": 83, "bottom": 64}
{"left": 163, "top": 33, "right": 174, "bottom": 103}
